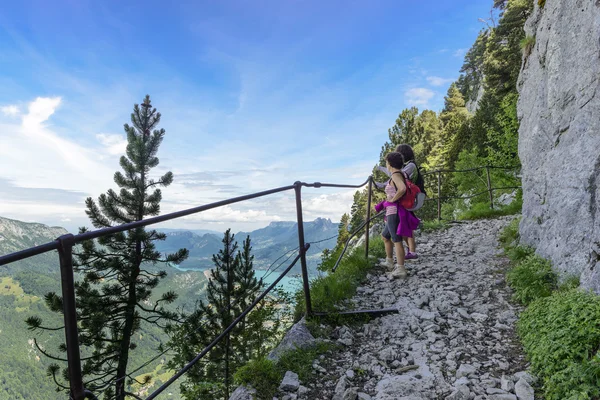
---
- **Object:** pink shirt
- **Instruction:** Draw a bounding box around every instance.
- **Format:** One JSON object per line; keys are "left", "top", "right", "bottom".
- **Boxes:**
{"left": 384, "top": 180, "right": 398, "bottom": 216}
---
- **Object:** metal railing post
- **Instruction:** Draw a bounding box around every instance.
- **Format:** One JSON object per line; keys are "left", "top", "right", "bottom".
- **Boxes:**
{"left": 293, "top": 181, "right": 312, "bottom": 317}
{"left": 57, "top": 234, "right": 85, "bottom": 400}
{"left": 364, "top": 176, "right": 372, "bottom": 259}
{"left": 437, "top": 172, "right": 442, "bottom": 221}
{"left": 486, "top": 167, "right": 494, "bottom": 209}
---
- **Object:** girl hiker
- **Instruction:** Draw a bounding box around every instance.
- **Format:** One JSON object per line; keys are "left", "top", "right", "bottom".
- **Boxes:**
{"left": 395, "top": 144, "right": 423, "bottom": 260}
{"left": 374, "top": 152, "right": 420, "bottom": 278}
{"left": 375, "top": 144, "right": 424, "bottom": 260}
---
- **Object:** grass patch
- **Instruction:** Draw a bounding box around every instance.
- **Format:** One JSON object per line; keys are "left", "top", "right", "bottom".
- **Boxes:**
{"left": 0, "top": 276, "right": 40, "bottom": 311}
{"left": 419, "top": 220, "right": 449, "bottom": 232}
{"left": 457, "top": 198, "right": 522, "bottom": 221}
{"left": 294, "top": 245, "right": 374, "bottom": 321}
{"left": 507, "top": 254, "right": 557, "bottom": 305}
{"left": 234, "top": 341, "right": 336, "bottom": 399}
{"left": 520, "top": 35, "right": 536, "bottom": 55}
{"left": 498, "top": 217, "right": 520, "bottom": 251}
{"left": 518, "top": 289, "right": 600, "bottom": 399}
{"left": 233, "top": 358, "right": 280, "bottom": 400}
{"left": 368, "top": 236, "right": 386, "bottom": 260}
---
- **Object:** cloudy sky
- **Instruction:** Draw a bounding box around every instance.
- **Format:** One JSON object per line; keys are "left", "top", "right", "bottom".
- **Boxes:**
{"left": 0, "top": 0, "right": 492, "bottom": 233}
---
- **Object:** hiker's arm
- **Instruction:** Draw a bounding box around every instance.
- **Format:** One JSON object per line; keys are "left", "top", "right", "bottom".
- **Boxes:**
{"left": 402, "top": 163, "right": 416, "bottom": 181}
{"left": 376, "top": 165, "right": 391, "bottom": 177}
{"left": 389, "top": 174, "right": 406, "bottom": 202}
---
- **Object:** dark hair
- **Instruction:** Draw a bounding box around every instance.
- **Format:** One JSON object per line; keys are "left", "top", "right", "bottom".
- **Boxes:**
{"left": 395, "top": 144, "right": 415, "bottom": 164}
{"left": 385, "top": 152, "right": 405, "bottom": 169}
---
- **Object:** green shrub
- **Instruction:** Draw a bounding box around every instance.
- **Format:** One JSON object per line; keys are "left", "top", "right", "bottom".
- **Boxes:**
{"left": 420, "top": 220, "right": 449, "bottom": 232}
{"left": 294, "top": 246, "right": 372, "bottom": 321}
{"left": 498, "top": 217, "right": 520, "bottom": 251}
{"left": 506, "top": 245, "right": 534, "bottom": 263}
{"left": 518, "top": 289, "right": 600, "bottom": 399}
{"left": 507, "top": 254, "right": 557, "bottom": 305}
{"left": 234, "top": 342, "right": 336, "bottom": 399}
{"left": 277, "top": 341, "right": 335, "bottom": 383}
{"left": 457, "top": 196, "right": 522, "bottom": 221}
{"left": 368, "top": 236, "right": 386, "bottom": 260}
{"left": 234, "top": 358, "right": 280, "bottom": 400}
{"left": 558, "top": 275, "right": 581, "bottom": 292}
{"left": 520, "top": 36, "right": 536, "bottom": 56}
{"left": 538, "top": 0, "right": 546, "bottom": 8}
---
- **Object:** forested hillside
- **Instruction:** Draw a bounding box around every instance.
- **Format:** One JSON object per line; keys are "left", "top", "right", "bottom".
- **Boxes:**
{"left": 337, "top": 0, "right": 531, "bottom": 246}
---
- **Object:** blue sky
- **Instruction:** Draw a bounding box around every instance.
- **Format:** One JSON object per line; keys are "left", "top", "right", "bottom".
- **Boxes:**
{"left": 0, "top": 0, "right": 493, "bottom": 232}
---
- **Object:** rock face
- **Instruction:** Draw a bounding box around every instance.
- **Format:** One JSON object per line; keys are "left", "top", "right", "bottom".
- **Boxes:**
{"left": 517, "top": 0, "right": 600, "bottom": 292}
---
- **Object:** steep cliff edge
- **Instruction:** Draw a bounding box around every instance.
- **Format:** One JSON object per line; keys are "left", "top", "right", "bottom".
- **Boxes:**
{"left": 517, "top": 0, "right": 600, "bottom": 292}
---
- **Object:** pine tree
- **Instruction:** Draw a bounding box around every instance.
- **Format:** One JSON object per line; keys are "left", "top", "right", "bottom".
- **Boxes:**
{"left": 168, "top": 231, "right": 282, "bottom": 400}
{"left": 233, "top": 236, "right": 262, "bottom": 362}
{"left": 27, "top": 95, "right": 189, "bottom": 399}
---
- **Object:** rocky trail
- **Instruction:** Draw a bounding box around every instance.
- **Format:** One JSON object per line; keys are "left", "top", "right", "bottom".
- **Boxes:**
{"left": 277, "top": 217, "right": 537, "bottom": 400}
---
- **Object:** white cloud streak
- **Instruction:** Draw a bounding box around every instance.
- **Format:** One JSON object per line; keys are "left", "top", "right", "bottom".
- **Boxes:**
{"left": 1, "top": 105, "right": 19, "bottom": 116}
{"left": 426, "top": 76, "right": 455, "bottom": 87}
{"left": 96, "top": 133, "right": 127, "bottom": 155}
{"left": 404, "top": 88, "right": 435, "bottom": 107}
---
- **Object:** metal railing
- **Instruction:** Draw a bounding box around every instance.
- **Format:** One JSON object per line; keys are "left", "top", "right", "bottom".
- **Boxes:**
{"left": 0, "top": 178, "right": 374, "bottom": 400}
{"left": 0, "top": 165, "right": 521, "bottom": 399}
{"left": 421, "top": 165, "right": 521, "bottom": 220}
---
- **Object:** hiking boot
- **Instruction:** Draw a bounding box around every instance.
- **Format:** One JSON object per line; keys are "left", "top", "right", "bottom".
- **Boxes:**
{"left": 405, "top": 252, "right": 419, "bottom": 260}
{"left": 391, "top": 264, "right": 407, "bottom": 279}
{"left": 379, "top": 258, "right": 394, "bottom": 271}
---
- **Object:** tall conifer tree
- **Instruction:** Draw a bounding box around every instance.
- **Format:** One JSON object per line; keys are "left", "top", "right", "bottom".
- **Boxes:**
{"left": 27, "top": 95, "right": 188, "bottom": 400}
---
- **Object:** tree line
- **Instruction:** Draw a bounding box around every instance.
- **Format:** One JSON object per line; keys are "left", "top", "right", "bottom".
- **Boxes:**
{"left": 325, "top": 0, "right": 532, "bottom": 261}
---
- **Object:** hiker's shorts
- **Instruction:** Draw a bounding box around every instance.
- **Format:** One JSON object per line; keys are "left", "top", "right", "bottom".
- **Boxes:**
{"left": 381, "top": 214, "right": 402, "bottom": 243}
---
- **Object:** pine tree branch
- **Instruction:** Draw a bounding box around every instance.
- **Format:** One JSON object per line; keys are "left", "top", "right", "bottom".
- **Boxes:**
{"left": 33, "top": 339, "right": 68, "bottom": 362}
{"left": 124, "top": 391, "right": 144, "bottom": 400}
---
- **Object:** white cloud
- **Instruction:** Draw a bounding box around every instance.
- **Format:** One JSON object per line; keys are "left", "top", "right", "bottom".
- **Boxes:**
{"left": 0, "top": 96, "right": 114, "bottom": 194}
{"left": 96, "top": 133, "right": 127, "bottom": 155}
{"left": 22, "top": 97, "right": 62, "bottom": 128}
{"left": 426, "top": 76, "right": 455, "bottom": 87}
{"left": 454, "top": 48, "right": 468, "bottom": 58}
{"left": 404, "top": 88, "right": 435, "bottom": 107}
{"left": 1, "top": 105, "right": 19, "bottom": 116}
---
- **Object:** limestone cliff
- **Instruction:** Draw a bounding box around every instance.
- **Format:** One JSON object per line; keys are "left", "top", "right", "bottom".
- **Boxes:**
{"left": 517, "top": 0, "right": 600, "bottom": 291}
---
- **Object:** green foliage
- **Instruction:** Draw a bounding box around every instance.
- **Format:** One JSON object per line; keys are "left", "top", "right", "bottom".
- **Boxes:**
{"left": 277, "top": 341, "right": 335, "bottom": 383}
{"left": 234, "top": 342, "right": 336, "bottom": 399}
{"left": 507, "top": 254, "right": 557, "bottom": 305}
{"left": 487, "top": 92, "right": 521, "bottom": 168}
{"left": 169, "top": 231, "right": 288, "bottom": 399}
{"left": 295, "top": 246, "right": 372, "bottom": 321}
{"left": 233, "top": 358, "right": 280, "bottom": 400}
{"left": 419, "top": 220, "right": 450, "bottom": 232}
{"left": 538, "top": 0, "right": 546, "bottom": 8}
{"left": 498, "top": 217, "right": 521, "bottom": 250}
{"left": 457, "top": 195, "right": 522, "bottom": 220}
{"left": 558, "top": 275, "right": 581, "bottom": 292}
{"left": 27, "top": 95, "right": 188, "bottom": 399}
{"left": 368, "top": 236, "right": 386, "bottom": 260}
{"left": 520, "top": 35, "right": 536, "bottom": 55}
{"left": 506, "top": 245, "right": 535, "bottom": 263}
{"left": 518, "top": 289, "right": 600, "bottom": 399}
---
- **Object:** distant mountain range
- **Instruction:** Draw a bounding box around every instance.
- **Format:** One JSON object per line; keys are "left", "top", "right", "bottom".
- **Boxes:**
{"left": 0, "top": 215, "right": 339, "bottom": 398}
{"left": 156, "top": 217, "right": 339, "bottom": 273}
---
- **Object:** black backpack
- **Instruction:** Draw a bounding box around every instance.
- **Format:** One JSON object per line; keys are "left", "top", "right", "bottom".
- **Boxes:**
{"left": 412, "top": 163, "right": 426, "bottom": 197}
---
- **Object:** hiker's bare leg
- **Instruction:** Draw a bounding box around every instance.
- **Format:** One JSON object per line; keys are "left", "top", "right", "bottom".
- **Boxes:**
{"left": 383, "top": 235, "right": 393, "bottom": 259}
{"left": 407, "top": 237, "right": 416, "bottom": 253}
{"left": 394, "top": 240, "right": 405, "bottom": 266}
